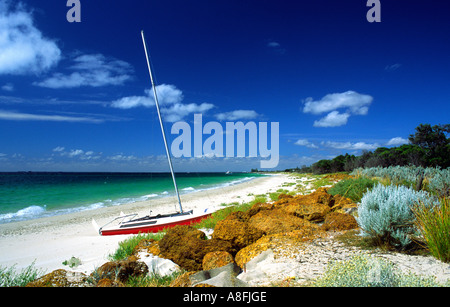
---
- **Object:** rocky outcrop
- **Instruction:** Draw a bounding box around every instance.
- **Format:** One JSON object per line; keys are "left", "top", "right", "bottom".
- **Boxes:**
{"left": 157, "top": 188, "right": 360, "bottom": 278}
{"left": 212, "top": 211, "right": 264, "bottom": 251}
{"left": 159, "top": 225, "right": 233, "bottom": 271}
{"left": 202, "top": 251, "right": 235, "bottom": 271}
{"left": 26, "top": 269, "right": 91, "bottom": 287}
{"left": 321, "top": 212, "right": 358, "bottom": 231}
{"left": 94, "top": 258, "right": 148, "bottom": 284}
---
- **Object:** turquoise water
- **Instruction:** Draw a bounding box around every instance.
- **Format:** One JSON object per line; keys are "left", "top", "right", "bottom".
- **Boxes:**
{"left": 0, "top": 172, "right": 263, "bottom": 224}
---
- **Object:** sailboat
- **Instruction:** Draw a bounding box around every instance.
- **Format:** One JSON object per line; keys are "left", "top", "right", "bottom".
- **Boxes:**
{"left": 92, "top": 31, "right": 214, "bottom": 236}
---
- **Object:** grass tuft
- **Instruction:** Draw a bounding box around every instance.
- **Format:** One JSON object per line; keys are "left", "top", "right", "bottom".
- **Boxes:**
{"left": 413, "top": 197, "right": 450, "bottom": 263}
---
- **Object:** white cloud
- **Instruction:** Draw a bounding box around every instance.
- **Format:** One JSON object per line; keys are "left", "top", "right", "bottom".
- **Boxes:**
{"left": 34, "top": 53, "right": 133, "bottom": 88}
{"left": 313, "top": 111, "right": 350, "bottom": 128}
{"left": 303, "top": 91, "right": 373, "bottom": 115}
{"left": 386, "top": 137, "right": 409, "bottom": 146}
{"left": 322, "top": 141, "right": 380, "bottom": 151}
{"left": 303, "top": 91, "right": 373, "bottom": 127}
{"left": 0, "top": 1, "right": 61, "bottom": 75}
{"left": 385, "top": 63, "right": 402, "bottom": 71}
{"left": 52, "top": 146, "right": 65, "bottom": 152}
{"left": 215, "top": 110, "right": 260, "bottom": 121}
{"left": 108, "top": 154, "right": 137, "bottom": 161}
{"left": 162, "top": 102, "right": 215, "bottom": 122}
{"left": 266, "top": 40, "right": 286, "bottom": 54}
{"left": 294, "top": 139, "right": 318, "bottom": 149}
{"left": 111, "top": 84, "right": 214, "bottom": 122}
{"left": 0, "top": 110, "right": 104, "bottom": 123}
{"left": 1, "top": 83, "right": 14, "bottom": 91}
{"left": 267, "top": 41, "right": 280, "bottom": 48}
{"left": 68, "top": 149, "right": 84, "bottom": 157}
{"left": 111, "top": 84, "right": 183, "bottom": 109}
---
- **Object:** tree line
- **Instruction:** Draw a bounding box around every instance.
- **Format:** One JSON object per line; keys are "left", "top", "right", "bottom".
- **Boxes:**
{"left": 287, "top": 124, "right": 450, "bottom": 174}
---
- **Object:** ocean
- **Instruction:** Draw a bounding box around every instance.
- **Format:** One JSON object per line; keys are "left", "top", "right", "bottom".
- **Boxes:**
{"left": 0, "top": 172, "right": 264, "bottom": 224}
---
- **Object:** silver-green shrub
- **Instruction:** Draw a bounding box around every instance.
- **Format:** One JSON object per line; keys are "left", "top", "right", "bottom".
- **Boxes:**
{"left": 357, "top": 184, "right": 437, "bottom": 248}
{"left": 351, "top": 166, "right": 450, "bottom": 196}
{"left": 314, "top": 255, "right": 443, "bottom": 287}
{"left": 428, "top": 168, "right": 450, "bottom": 197}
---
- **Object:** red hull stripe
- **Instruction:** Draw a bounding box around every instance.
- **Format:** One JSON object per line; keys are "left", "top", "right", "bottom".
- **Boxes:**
{"left": 100, "top": 213, "right": 211, "bottom": 236}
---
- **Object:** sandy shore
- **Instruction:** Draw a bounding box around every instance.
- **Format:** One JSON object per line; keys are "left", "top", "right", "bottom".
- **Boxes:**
{"left": 0, "top": 173, "right": 295, "bottom": 274}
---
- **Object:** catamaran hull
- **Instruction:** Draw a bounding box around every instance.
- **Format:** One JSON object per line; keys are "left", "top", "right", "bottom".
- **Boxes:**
{"left": 94, "top": 209, "right": 213, "bottom": 236}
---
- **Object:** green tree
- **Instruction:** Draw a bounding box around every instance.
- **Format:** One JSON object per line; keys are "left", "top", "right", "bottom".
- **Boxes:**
{"left": 409, "top": 124, "right": 450, "bottom": 167}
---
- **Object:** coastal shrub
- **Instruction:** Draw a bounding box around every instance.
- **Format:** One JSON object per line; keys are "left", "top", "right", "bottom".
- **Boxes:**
{"left": 357, "top": 184, "right": 437, "bottom": 249}
{"left": 314, "top": 255, "right": 443, "bottom": 287}
{"left": 0, "top": 262, "right": 44, "bottom": 287}
{"left": 351, "top": 165, "right": 450, "bottom": 196}
{"left": 328, "top": 177, "right": 378, "bottom": 202}
{"left": 413, "top": 197, "right": 450, "bottom": 263}
{"left": 428, "top": 168, "right": 450, "bottom": 197}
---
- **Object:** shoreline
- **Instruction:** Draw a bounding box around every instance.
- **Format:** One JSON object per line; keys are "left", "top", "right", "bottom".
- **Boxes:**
{"left": 0, "top": 173, "right": 295, "bottom": 274}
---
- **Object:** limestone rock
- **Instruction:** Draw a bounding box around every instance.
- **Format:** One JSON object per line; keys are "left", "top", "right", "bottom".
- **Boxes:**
{"left": 190, "top": 262, "right": 248, "bottom": 287}
{"left": 26, "top": 269, "right": 91, "bottom": 287}
{"left": 202, "top": 251, "right": 235, "bottom": 271}
{"left": 248, "top": 209, "right": 315, "bottom": 234}
{"left": 212, "top": 211, "right": 264, "bottom": 251}
{"left": 94, "top": 258, "right": 148, "bottom": 283}
{"left": 159, "top": 225, "right": 233, "bottom": 271}
{"left": 321, "top": 212, "right": 358, "bottom": 231}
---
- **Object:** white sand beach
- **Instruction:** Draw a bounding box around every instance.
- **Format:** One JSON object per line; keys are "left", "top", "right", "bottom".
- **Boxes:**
{"left": 0, "top": 174, "right": 295, "bottom": 274}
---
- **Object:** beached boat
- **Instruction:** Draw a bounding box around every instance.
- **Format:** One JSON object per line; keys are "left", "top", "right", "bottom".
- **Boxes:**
{"left": 92, "top": 31, "right": 214, "bottom": 236}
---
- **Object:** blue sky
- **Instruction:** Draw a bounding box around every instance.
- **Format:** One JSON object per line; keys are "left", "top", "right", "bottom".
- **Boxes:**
{"left": 0, "top": 0, "right": 449, "bottom": 172}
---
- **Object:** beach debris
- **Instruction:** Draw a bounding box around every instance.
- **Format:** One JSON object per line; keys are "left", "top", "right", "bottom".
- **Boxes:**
{"left": 62, "top": 256, "right": 82, "bottom": 269}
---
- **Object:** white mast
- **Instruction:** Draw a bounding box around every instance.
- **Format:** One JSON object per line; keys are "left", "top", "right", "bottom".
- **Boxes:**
{"left": 141, "top": 30, "right": 183, "bottom": 213}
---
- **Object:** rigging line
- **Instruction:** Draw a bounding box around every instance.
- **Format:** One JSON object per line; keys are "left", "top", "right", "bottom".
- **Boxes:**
{"left": 141, "top": 30, "right": 183, "bottom": 214}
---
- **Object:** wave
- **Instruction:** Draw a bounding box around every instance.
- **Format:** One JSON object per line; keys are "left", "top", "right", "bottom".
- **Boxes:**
{"left": 0, "top": 205, "right": 47, "bottom": 222}
{"left": 0, "top": 174, "right": 264, "bottom": 224}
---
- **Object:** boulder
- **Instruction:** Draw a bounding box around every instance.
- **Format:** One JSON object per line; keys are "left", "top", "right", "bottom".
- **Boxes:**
{"left": 137, "top": 252, "right": 180, "bottom": 277}
{"left": 248, "top": 209, "right": 315, "bottom": 235}
{"left": 212, "top": 211, "right": 264, "bottom": 251}
{"left": 321, "top": 212, "right": 358, "bottom": 231}
{"left": 159, "top": 225, "right": 233, "bottom": 271}
{"left": 190, "top": 262, "right": 248, "bottom": 287}
{"left": 272, "top": 188, "right": 334, "bottom": 222}
{"left": 170, "top": 271, "right": 196, "bottom": 287}
{"left": 235, "top": 229, "right": 319, "bottom": 269}
{"left": 26, "top": 269, "right": 91, "bottom": 287}
{"left": 94, "top": 258, "right": 148, "bottom": 284}
{"left": 295, "top": 187, "right": 335, "bottom": 207}
{"left": 133, "top": 238, "right": 161, "bottom": 257}
{"left": 96, "top": 278, "right": 124, "bottom": 287}
{"left": 202, "top": 251, "right": 235, "bottom": 271}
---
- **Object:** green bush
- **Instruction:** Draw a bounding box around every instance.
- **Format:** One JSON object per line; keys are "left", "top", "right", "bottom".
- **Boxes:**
{"left": 357, "top": 184, "right": 437, "bottom": 249}
{"left": 314, "top": 255, "right": 444, "bottom": 287}
{"left": 328, "top": 177, "right": 378, "bottom": 202}
{"left": 413, "top": 197, "right": 450, "bottom": 263}
{"left": 0, "top": 262, "right": 44, "bottom": 287}
{"left": 108, "top": 232, "right": 165, "bottom": 261}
